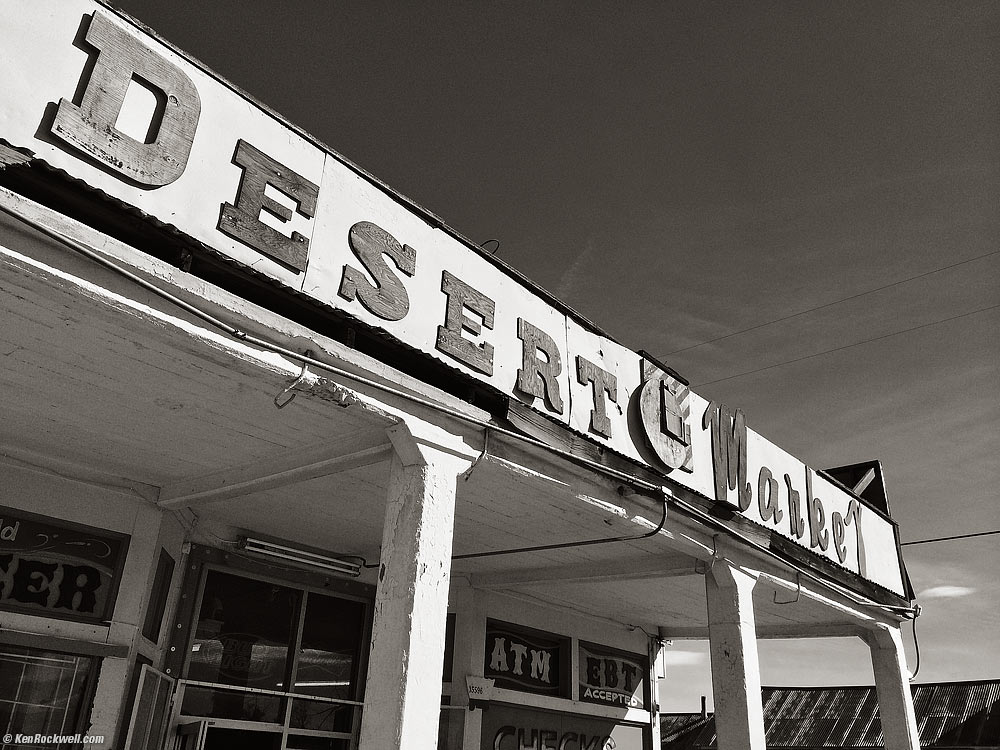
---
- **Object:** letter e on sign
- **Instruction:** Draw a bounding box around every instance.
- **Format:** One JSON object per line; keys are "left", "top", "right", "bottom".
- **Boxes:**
{"left": 436, "top": 271, "right": 496, "bottom": 376}
{"left": 218, "top": 140, "right": 319, "bottom": 273}
{"left": 51, "top": 13, "right": 201, "bottom": 186}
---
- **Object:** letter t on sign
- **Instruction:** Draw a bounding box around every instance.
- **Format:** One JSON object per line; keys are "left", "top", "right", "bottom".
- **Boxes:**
{"left": 218, "top": 139, "right": 319, "bottom": 273}
{"left": 576, "top": 356, "right": 617, "bottom": 438}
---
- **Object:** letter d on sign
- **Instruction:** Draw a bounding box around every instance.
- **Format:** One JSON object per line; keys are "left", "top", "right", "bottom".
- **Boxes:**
{"left": 51, "top": 13, "right": 201, "bottom": 186}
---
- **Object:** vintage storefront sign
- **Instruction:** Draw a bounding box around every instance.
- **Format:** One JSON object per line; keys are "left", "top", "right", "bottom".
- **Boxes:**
{"left": 637, "top": 362, "right": 693, "bottom": 472}
{"left": 702, "top": 401, "right": 886, "bottom": 581}
{"left": 0, "top": 1, "right": 906, "bottom": 597}
{"left": 482, "top": 704, "right": 647, "bottom": 750}
{"left": 0, "top": 506, "right": 129, "bottom": 623}
{"left": 485, "top": 621, "right": 567, "bottom": 697}
{"left": 578, "top": 642, "right": 647, "bottom": 710}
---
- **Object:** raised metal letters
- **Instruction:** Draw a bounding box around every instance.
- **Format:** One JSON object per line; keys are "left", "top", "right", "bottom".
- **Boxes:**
{"left": 638, "top": 371, "right": 693, "bottom": 471}
{"left": 785, "top": 473, "right": 806, "bottom": 539}
{"left": 515, "top": 319, "right": 564, "bottom": 414}
{"left": 338, "top": 221, "right": 416, "bottom": 320}
{"left": 576, "top": 357, "right": 617, "bottom": 439}
{"left": 218, "top": 139, "right": 319, "bottom": 273}
{"left": 51, "top": 12, "right": 201, "bottom": 186}
{"left": 436, "top": 271, "right": 495, "bottom": 376}
{"left": 757, "top": 466, "right": 784, "bottom": 524}
{"left": 806, "top": 470, "right": 830, "bottom": 552}
{"left": 703, "top": 401, "right": 750, "bottom": 511}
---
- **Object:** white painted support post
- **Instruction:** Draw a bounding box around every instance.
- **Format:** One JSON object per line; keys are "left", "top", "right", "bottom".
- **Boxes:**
{"left": 359, "top": 423, "right": 473, "bottom": 750}
{"left": 865, "top": 624, "right": 921, "bottom": 750}
{"left": 648, "top": 635, "right": 663, "bottom": 749}
{"left": 705, "top": 559, "right": 766, "bottom": 750}
{"left": 448, "top": 580, "right": 488, "bottom": 749}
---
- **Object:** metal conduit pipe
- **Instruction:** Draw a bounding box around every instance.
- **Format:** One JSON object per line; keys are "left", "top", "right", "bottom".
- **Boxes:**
{"left": 3, "top": 205, "right": 918, "bottom": 619}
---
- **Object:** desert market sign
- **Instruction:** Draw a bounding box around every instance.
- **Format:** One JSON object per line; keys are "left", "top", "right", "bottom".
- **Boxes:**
{"left": 1, "top": 1, "right": 905, "bottom": 597}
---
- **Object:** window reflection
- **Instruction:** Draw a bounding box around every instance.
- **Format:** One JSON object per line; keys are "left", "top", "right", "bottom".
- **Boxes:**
{"left": 186, "top": 571, "right": 300, "bottom": 720}
{"left": 296, "top": 593, "right": 365, "bottom": 700}
{"left": 289, "top": 697, "right": 354, "bottom": 732}
{"left": 0, "top": 646, "right": 94, "bottom": 743}
{"left": 183, "top": 569, "right": 368, "bottom": 734}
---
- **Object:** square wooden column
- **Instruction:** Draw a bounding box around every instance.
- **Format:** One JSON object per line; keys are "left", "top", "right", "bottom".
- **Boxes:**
{"left": 358, "top": 423, "right": 473, "bottom": 750}
{"left": 705, "top": 559, "right": 766, "bottom": 750}
{"left": 866, "top": 624, "right": 921, "bottom": 750}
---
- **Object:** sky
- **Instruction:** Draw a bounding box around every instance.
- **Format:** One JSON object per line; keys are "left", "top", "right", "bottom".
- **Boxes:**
{"left": 112, "top": 0, "right": 999, "bottom": 712}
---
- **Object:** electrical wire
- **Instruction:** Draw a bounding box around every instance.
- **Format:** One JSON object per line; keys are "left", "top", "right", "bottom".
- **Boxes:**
{"left": 694, "top": 304, "right": 1000, "bottom": 387}
{"left": 901, "top": 529, "right": 1000, "bottom": 546}
{"left": 909, "top": 609, "right": 922, "bottom": 681}
{"left": 661, "top": 250, "right": 1000, "bottom": 357}
{"left": 452, "top": 492, "right": 667, "bottom": 560}
{"left": 4, "top": 204, "right": 920, "bottom": 619}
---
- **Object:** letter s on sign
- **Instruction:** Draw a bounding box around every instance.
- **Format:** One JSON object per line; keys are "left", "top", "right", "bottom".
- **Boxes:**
{"left": 51, "top": 13, "right": 201, "bottom": 186}
{"left": 338, "top": 222, "right": 416, "bottom": 321}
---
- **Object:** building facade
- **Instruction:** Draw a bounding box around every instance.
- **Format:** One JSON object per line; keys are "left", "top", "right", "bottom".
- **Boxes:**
{"left": 0, "top": 3, "right": 921, "bottom": 749}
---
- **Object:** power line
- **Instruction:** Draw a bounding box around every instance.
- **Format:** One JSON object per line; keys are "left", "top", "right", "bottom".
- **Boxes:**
{"left": 693, "top": 304, "right": 1000, "bottom": 387}
{"left": 661, "top": 250, "right": 1000, "bottom": 357}
{"left": 901, "top": 529, "right": 1000, "bottom": 546}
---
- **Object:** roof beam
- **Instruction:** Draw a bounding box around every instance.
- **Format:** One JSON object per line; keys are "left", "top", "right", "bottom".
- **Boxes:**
{"left": 659, "top": 626, "right": 710, "bottom": 640}
{"left": 755, "top": 623, "right": 868, "bottom": 640}
{"left": 658, "top": 623, "right": 868, "bottom": 641}
{"left": 0, "top": 444, "right": 159, "bottom": 502}
{"left": 157, "top": 428, "right": 393, "bottom": 509}
{"left": 468, "top": 556, "right": 703, "bottom": 589}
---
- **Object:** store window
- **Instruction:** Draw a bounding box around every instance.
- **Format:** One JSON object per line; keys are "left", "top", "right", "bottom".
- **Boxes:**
{"left": 0, "top": 645, "right": 96, "bottom": 744}
{"left": 179, "top": 568, "right": 368, "bottom": 749}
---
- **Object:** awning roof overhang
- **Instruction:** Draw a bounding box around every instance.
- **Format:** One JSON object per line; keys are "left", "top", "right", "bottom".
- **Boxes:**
{"left": 0, "top": 190, "right": 911, "bottom": 639}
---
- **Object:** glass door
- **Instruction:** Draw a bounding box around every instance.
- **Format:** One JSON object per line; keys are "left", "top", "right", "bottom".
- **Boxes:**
{"left": 177, "top": 568, "right": 369, "bottom": 750}
{"left": 286, "top": 591, "right": 365, "bottom": 740}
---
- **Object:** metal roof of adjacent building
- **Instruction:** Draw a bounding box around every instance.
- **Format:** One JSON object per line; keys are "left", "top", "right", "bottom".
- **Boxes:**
{"left": 661, "top": 680, "right": 1000, "bottom": 749}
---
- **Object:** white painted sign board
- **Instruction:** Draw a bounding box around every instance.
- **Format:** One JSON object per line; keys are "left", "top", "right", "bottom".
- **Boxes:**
{"left": 0, "top": 0, "right": 907, "bottom": 597}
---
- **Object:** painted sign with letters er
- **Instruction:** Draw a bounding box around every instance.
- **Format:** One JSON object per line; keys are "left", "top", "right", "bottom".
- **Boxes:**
{"left": 0, "top": 506, "right": 129, "bottom": 623}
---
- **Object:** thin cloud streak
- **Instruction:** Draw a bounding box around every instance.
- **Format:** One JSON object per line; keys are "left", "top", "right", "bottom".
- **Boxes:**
{"left": 662, "top": 650, "right": 708, "bottom": 666}
{"left": 554, "top": 237, "right": 597, "bottom": 300}
{"left": 918, "top": 585, "right": 976, "bottom": 600}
